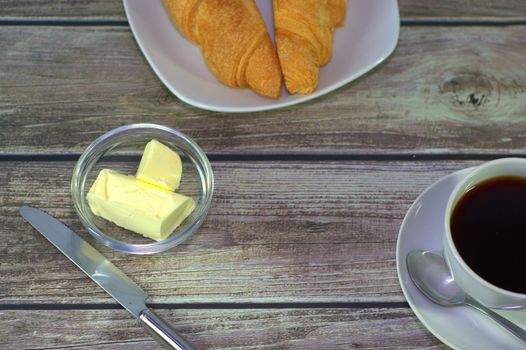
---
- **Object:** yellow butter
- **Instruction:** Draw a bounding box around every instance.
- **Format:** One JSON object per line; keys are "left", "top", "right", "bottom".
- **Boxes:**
{"left": 136, "top": 139, "right": 182, "bottom": 191}
{"left": 87, "top": 169, "right": 195, "bottom": 242}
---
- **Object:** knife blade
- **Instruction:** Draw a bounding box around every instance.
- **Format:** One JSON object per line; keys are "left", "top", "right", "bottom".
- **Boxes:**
{"left": 20, "top": 206, "right": 193, "bottom": 350}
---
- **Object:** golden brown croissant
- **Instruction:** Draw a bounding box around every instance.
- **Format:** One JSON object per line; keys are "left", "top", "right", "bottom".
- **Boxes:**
{"left": 163, "top": 0, "right": 282, "bottom": 99}
{"left": 273, "top": 0, "right": 346, "bottom": 94}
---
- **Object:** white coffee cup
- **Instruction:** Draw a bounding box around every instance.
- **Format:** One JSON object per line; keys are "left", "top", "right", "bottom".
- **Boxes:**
{"left": 443, "top": 157, "right": 526, "bottom": 309}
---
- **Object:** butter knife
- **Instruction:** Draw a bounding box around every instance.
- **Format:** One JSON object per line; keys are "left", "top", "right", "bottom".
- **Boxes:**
{"left": 20, "top": 206, "right": 194, "bottom": 350}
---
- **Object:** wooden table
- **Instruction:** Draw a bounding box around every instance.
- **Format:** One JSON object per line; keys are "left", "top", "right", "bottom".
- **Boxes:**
{"left": 1, "top": 1, "right": 525, "bottom": 348}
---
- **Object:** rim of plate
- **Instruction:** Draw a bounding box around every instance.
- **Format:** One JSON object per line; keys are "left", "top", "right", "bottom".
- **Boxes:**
{"left": 396, "top": 167, "right": 475, "bottom": 350}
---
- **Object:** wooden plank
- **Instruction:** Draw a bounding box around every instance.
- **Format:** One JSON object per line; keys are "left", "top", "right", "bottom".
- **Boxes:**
{"left": 0, "top": 160, "right": 478, "bottom": 304}
{"left": 0, "top": 0, "right": 525, "bottom": 21}
{"left": 0, "top": 308, "right": 445, "bottom": 349}
{"left": 0, "top": 0, "right": 124, "bottom": 20}
{"left": 400, "top": 0, "right": 526, "bottom": 21}
{"left": 1, "top": 26, "right": 526, "bottom": 155}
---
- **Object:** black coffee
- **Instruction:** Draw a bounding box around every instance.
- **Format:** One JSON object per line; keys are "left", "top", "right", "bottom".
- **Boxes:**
{"left": 451, "top": 176, "right": 526, "bottom": 293}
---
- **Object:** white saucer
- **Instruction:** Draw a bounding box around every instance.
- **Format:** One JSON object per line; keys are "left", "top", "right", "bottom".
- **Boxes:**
{"left": 123, "top": 0, "right": 399, "bottom": 112}
{"left": 396, "top": 167, "right": 526, "bottom": 350}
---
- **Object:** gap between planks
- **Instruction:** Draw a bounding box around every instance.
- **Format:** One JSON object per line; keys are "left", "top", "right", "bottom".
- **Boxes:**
{"left": 1, "top": 18, "right": 526, "bottom": 26}
{"left": 0, "top": 302, "right": 410, "bottom": 311}
{"left": 0, "top": 153, "right": 524, "bottom": 163}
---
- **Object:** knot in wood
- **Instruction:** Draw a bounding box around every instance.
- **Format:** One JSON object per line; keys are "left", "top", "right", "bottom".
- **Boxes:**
{"left": 439, "top": 71, "right": 496, "bottom": 109}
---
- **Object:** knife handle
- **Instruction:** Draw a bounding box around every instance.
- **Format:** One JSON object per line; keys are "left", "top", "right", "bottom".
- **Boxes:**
{"left": 139, "top": 308, "right": 194, "bottom": 350}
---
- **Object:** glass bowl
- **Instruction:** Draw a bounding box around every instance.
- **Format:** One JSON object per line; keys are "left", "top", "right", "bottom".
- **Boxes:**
{"left": 71, "top": 124, "right": 214, "bottom": 254}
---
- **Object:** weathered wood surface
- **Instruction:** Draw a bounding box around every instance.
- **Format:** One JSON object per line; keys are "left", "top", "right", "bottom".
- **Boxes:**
{"left": 0, "top": 0, "right": 124, "bottom": 20}
{"left": 1, "top": 308, "right": 445, "bottom": 349}
{"left": 0, "top": 160, "right": 478, "bottom": 304}
{"left": 1, "top": 26, "right": 526, "bottom": 155}
{"left": 0, "top": 0, "right": 525, "bottom": 21}
{"left": 400, "top": 0, "right": 526, "bottom": 21}
{"left": 1, "top": 1, "right": 522, "bottom": 348}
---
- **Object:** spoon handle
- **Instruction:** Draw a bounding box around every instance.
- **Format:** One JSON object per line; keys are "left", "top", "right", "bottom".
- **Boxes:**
{"left": 467, "top": 296, "right": 526, "bottom": 342}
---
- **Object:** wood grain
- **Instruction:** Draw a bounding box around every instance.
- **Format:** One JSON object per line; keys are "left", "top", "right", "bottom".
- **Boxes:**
{"left": 0, "top": 0, "right": 124, "bottom": 20}
{"left": 0, "top": 0, "right": 525, "bottom": 21}
{"left": 400, "top": 0, "right": 526, "bottom": 21}
{"left": 1, "top": 26, "right": 526, "bottom": 155}
{"left": 0, "top": 308, "right": 445, "bottom": 349}
{"left": 0, "top": 160, "right": 478, "bottom": 304}
{"left": 0, "top": 2, "right": 520, "bottom": 348}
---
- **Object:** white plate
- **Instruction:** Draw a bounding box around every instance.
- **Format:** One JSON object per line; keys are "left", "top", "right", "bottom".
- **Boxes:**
{"left": 123, "top": 0, "right": 400, "bottom": 112}
{"left": 396, "top": 167, "right": 526, "bottom": 350}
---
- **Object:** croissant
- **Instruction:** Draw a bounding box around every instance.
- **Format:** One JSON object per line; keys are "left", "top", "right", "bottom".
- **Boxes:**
{"left": 163, "top": 0, "right": 282, "bottom": 99}
{"left": 273, "top": 0, "right": 346, "bottom": 94}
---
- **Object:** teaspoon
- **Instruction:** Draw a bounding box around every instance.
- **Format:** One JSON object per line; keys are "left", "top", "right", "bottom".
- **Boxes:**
{"left": 406, "top": 250, "right": 526, "bottom": 343}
